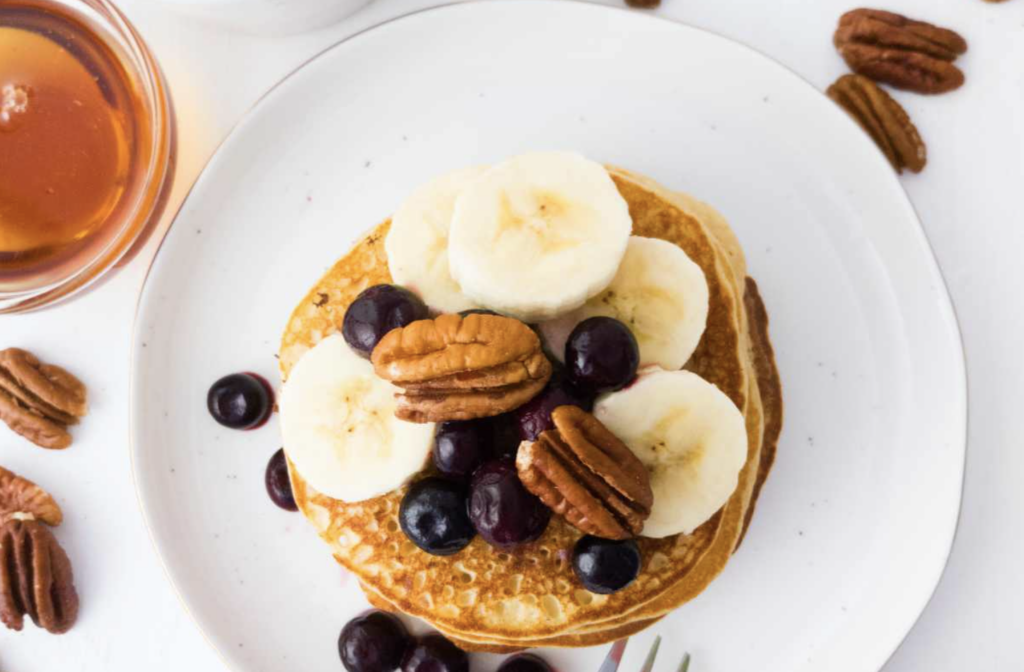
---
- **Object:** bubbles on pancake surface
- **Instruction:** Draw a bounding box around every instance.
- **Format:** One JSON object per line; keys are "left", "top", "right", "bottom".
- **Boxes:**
{"left": 342, "top": 284, "right": 429, "bottom": 357}
{"left": 338, "top": 610, "right": 411, "bottom": 672}
{"left": 572, "top": 535, "right": 642, "bottom": 595}
{"left": 402, "top": 633, "right": 469, "bottom": 672}
{"left": 399, "top": 477, "right": 476, "bottom": 556}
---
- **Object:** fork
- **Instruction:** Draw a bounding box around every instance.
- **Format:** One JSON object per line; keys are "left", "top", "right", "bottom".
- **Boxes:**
{"left": 597, "top": 636, "right": 692, "bottom": 672}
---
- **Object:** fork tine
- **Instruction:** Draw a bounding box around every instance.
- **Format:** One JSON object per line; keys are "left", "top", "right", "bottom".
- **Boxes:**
{"left": 637, "top": 635, "right": 662, "bottom": 672}
{"left": 677, "top": 652, "right": 692, "bottom": 672}
{"left": 597, "top": 639, "right": 629, "bottom": 672}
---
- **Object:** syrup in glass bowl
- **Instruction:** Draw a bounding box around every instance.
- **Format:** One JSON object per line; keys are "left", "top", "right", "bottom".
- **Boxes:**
{"left": 0, "top": 0, "right": 174, "bottom": 312}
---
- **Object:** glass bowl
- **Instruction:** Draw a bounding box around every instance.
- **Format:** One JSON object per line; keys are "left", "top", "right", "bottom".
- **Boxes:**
{"left": 0, "top": 0, "right": 176, "bottom": 314}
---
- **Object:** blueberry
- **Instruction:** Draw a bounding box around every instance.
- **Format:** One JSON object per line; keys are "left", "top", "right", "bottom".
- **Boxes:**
{"left": 342, "top": 284, "right": 428, "bottom": 357}
{"left": 433, "top": 419, "right": 494, "bottom": 481}
{"left": 488, "top": 414, "right": 521, "bottom": 461}
{"left": 402, "top": 634, "right": 469, "bottom": 672}
{"left": 265, "top": 448, "right": 297, "bottom": 511}
{"left": 399, "top": 478, "right": 475, "bottom": 556}
{"left": 572, "top": 535, "right": 641, "bottom": 595}
{"left": 469, "top": 460, "right": 550, "bottom": 550}
{"left": 498, "top": 653, "right": 554, "bottom": 672}
{"left": 207, "top": 372, "right": 273, "bottom": 430}
{"left": 513, "top": 366, "right": 594, "bottom": 441}
{"left": 338, "top": 610, "right": 411, "bottom": 672}
{"left": 566, "top": 317, "right": 640, "bottom": 393}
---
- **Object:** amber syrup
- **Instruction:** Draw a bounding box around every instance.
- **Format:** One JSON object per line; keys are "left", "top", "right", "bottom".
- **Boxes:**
{"left": 0, "top": 0, "right": 150, "bottom": 291}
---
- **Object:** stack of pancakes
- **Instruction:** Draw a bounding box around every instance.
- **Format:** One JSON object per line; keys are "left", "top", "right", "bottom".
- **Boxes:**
{"left": 278, "top": 168, "right": 782, "bottom": 651}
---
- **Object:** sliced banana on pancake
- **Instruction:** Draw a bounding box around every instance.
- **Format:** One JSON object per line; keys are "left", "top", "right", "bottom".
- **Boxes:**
{"left": 594, "top": 368, "right": 746, "bottom": 538}
{"left": 386, "top": 166, "right": 487, "bottom": 313}
{"left": 448, "top": 151, "right": 632, "bottom": 322}
{"left": 280, "top": 334, "right": 435, "bottom": 503}
{"left": 540, "top": 236, "right": 709, "bottom": 369}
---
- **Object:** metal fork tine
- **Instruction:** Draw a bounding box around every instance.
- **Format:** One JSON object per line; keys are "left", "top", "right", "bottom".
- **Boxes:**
{"left": 597, "top": 639, "right": 629, "bottom": 672}
{"left": 677, "top": 652, "right": 692, "bottom": 672}
{"left": 637, "top": 635, "right": 662, "bottom": 672}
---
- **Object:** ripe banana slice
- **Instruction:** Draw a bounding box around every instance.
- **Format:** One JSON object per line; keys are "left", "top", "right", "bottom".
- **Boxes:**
{"left": 448, "top": 152, "right": 632, "bottom": 322}
{"left": 594, "top": 369, "right": 746, "bottom": 538}
{"left": 539, "top": 236, "right": 709, "bottom": 370}
{"left": 280, "top": 334, "right": 435, "bottom": 503}
{"left": 386, "top": 166, "right": 488, "bottom": 313}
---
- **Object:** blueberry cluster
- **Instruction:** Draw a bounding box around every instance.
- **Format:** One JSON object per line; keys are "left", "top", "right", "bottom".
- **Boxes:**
{"left": 337, "top": 610, "right": 553, "bottom": 672}
{"left": 337, "top": 284, "right": 646, "bottom": 596}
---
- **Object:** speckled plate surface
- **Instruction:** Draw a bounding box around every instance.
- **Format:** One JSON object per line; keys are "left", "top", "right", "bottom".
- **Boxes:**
{"left": 129, "top": 2, "right": 966, "bottom": 671}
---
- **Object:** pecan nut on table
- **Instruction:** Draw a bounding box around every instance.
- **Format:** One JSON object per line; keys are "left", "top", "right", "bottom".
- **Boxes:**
{"left": 828, "top": 74, "right": 927, "bottom": 174}
{"left": 0, "top": 348, "right": 88, "bottom": 449}
{"left": 834, "top": 8, "right": 968, "bottom": 94}
{"left": 0, "top": 466, "right": 79, "bottom": 634}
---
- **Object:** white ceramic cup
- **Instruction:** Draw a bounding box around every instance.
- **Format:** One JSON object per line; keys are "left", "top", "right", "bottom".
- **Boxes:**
{"left": 157, "top": 0, "right": 372, "bottom": 35}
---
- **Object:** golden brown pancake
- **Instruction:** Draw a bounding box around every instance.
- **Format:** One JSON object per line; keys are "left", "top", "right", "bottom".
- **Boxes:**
{"left": 280, "top": 168, "right": 782, "bottom": 647}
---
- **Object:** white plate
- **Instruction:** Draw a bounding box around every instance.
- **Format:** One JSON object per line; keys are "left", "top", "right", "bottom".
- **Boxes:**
{"left": 130, "top": 2, "right": 966, "bottom": 671}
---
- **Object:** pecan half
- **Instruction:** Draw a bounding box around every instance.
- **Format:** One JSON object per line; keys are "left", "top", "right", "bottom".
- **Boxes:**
{"left": 517, "top": 406, "right": 652, "bottom": 540}
{"left": 834, "top": 9, "right": 967, "bottom": 94}
{"left": 372, "top": 314, "right": 552, "bottom": 423}
{"left": 0, "top": 519, "right": 79, "bottom": 634}
{"left": 0, "top": 467, "right": 62, "bottom": 527}
{"left": 0, "top": 349, "right": 87, "bottom": 449}
{"left": 828, "top": 74, "right": 926, "bottom": 173}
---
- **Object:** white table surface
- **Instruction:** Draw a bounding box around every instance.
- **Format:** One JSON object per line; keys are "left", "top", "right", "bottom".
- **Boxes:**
{"left": 1, "top": 0, "right": 1022, "bottom": 669}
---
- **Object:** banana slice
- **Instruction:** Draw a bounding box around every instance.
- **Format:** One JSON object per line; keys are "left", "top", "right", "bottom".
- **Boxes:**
{"left": 539, "top": 236, "right": 709, "bottom": 370}
{"left": 280, "top": 334, "right": 435, "bottom": 503}
{"left": 448, "top": 152, "right": 632, "bottom": 322}
{"left": 594, "top": 369, "right": 746, "bottom": 538}
{"left": 386, "top": 166, "right": 488, "bottom": 313}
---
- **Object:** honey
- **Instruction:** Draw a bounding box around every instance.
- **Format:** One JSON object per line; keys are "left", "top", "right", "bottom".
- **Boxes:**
{"left": 0, "top": 0, "right": 152, "bottom": 292}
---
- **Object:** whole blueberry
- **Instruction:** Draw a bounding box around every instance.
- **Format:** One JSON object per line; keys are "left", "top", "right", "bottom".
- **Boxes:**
{"left": 566, "top": 316, "right": 640, "bottom": 393}
{"left": 265, "top": 448, "right": 297, "bottom": 511}
{"left": 207, "top": 372, "right": 274, "bottom": 430}
{"left": 498, "top": 653, "right": 554, "bottom": 672}
{"left": 402, "top": 634, "right": 469, "bottom": 672}
{"left": 433, "top": 419, "right": 495, "bottom": 481}
{"left": 342, "top": 284, "right": 428, "bottom": 357}
{"left": 469, "top": 460, "right": 551, "bottom": 550}
{"left": 572, "top": 535, "right": 642, "bottom": 595}
{"left": 338, "top": 610, "right": 411, "bottom": 672}
{"left": 488, "top": 414, "right": 521, "bottom": 460}
{"left": 399, "top": 478, "right": 475, "bottom": 556}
